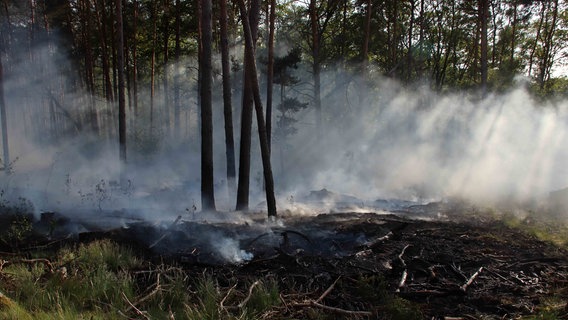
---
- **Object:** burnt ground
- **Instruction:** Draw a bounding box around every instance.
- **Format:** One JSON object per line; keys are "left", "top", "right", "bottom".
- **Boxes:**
{"left": 2, "top": 202, "right": 568, "bottom": 319}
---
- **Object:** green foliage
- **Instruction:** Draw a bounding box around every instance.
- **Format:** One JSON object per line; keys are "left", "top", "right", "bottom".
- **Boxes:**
{"left": 0, "top": 240, "right": 140, "bottom": 319}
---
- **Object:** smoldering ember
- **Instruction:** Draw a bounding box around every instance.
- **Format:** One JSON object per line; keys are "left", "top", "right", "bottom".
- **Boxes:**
{"left": 2, "top": 0, "right": 568, "bottom": 319}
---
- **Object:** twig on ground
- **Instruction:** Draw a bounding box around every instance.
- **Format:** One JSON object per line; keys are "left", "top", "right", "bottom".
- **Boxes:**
{"left": 396, "top": 269, "right": 408, "bottom": 292}
{"left": 316, "top": 276, "right": 341, "bottom": 303}
{"left": 460, "top": 267, "right": 484, "bottom": 292}
{"left": 220, "top": 283, "right": 237, "bottom": 310}
{"left": 128, "top": 273, "right": 162, "bottom": 311}
{"left": 238, "top": 280, "right": 261, "bottom": 308}
{"left": 122, "top": 292, "right": 150, "bottom": 320}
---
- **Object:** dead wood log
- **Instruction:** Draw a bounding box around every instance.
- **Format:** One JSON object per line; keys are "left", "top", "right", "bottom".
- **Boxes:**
{"left": 460, "top": 267, "right": 483, "bottom": 292}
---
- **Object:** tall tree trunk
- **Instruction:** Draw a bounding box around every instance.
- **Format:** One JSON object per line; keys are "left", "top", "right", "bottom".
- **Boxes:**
{"left": 479, "top": 0, "right": 489, "bottom": 96}
{"left": 96, "top": 0, "right": 113, "bottom": 102}
{"left": 362, "top": 0, "right": 371, "bottom": 66}
{"left": 80, "top": 0, "right": 99, "bottom": 134}
{"left": 236, "top": 0, "right": 277, "bottom": 217}
{"left": 163, "top": 0, "right": 170, "bottom": 137}
{"left": 407, "top": 0, "right": 415, "bottom": 81}
{"left": 528, "top": 2, "right": 546, "bottom": 77}
{"left": 116, "top": 0, "right": 126, "bottom": 164}
{"left": 510, "top": 1, "right": 517, "bottom": 63}
{"left": 174, "top": 0, "right": 181, "bottom": 140}
{"left": 0, "top": 56, "right": 9, "bottom": 173}
{"left": 236, "top": 0, "right": 260, "bottom": 211}
{"left": 132, "top": 0, "right": 139, "bottom": 117}
{"left": 538, "top": 0, "right": 558, "bottom": 89}
{"left": 309, "top": 0, "right": 322, "bottom": 138}
{"left": 220, "top": 0, "right": 236, "bottom": 196}
{"left": 150, "top": 0, "right": 158, "bottom": 130}
{"left": 266, "top": 0, "right": 275, "bottom": 153}
{"left": 200, "top": 0, "right": 216, "bottom": 211}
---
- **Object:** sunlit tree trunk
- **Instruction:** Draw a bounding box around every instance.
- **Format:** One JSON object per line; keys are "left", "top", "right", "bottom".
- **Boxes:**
{"left": 200, "top": 0, "right": 216, "bottom": 211}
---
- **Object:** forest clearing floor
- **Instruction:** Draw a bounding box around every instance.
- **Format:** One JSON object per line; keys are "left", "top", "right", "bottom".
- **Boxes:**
{"left": 2, "top": 200, "right": 568, "bottom": 319}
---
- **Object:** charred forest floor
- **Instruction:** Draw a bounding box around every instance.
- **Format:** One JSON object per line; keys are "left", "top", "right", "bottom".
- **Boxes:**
{"left": 1, "top": 202, "right": 568, "bottom": 319}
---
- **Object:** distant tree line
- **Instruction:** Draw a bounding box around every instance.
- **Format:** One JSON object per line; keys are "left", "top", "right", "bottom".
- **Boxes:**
{"left": 0, "top": 0, "right": 567, "bottom": 214}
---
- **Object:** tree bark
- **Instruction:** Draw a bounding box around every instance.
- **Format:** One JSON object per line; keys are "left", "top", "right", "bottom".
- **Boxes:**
{"left": 309, "top": 0, "right": 322, "bottom": 138}
{"left": 200, "top": 0, "right": 216, "bottom": 211}
{"left": 0, "top": 56, "right": 9, "bottom": 173}
{"left": 174, "top": 0, "right": 181, "bottom": 140}
{"left": 220, "top": 0, "right": 236, "bottom": 196}
{"left": 479, "top": 0, "right": 489, "bottom": 97}
{"left": 236, "top": 0, "right": 260, "bottom": 211}
{"left": 236, "top": 0, "right": 277, "bottom": 217}
{"left": 115, "top": 0, "right": 126, "bottom": 164}
{"left": 266, "top": 0, "right": 275, "bottom": 154}
{"left": 162, "top": 0, "right": 170, "bottom": 137}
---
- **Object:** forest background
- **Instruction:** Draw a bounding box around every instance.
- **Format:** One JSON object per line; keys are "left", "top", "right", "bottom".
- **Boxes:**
{"left": 0, "top": 0, "right": 567, "bottom": 215}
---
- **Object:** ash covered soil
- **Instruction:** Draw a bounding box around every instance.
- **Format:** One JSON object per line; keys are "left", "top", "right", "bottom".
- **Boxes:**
{"left": 3, "top": 197, "right": 568, "bottom": 319}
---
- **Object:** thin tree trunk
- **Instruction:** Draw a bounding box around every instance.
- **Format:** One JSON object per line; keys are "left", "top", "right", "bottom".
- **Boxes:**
{"left": 174, "top": 0, "right": 181, "bottom": 140}
{"left": 96, "top": 0, "right": 113, "bottom": 102}
{"left": 133, "top": 0, "right": 139, "bottom": 117}
{"left": 528, "top": 2, "right": 545, "bottom": 77}
{"left": 0, "top": 57, "right": 9, "bottom": 173}
{"left": 200, "top": 0, "right": 216, "bottom": 211}
{"left": 309, "top": 0, "right": 322, "bottom": 138}
{"left": 150, "top": 0, "right": 158, "bottom": 130}
{"left": 220, "top": 0, "right": 236, "bottom": 196}
{"left": 362, "top": 0, "right": 371, "bottom": 66}
{"left": 266, "top": 0, "right": 275, "bottom": 153}
{"left": 163, "top": 0, "right": 170, "bottom": 137}
{"left": 236, "top": 0, "right": 260, "bottom": 211}
{"left": 236, "top": 0, "right": 277, "bottom": 217}
{"left": 479, "top": 0, "right": 488, "bottom": 96}
{"left": 116, "top": 0, "right": 126, "bottom": 164}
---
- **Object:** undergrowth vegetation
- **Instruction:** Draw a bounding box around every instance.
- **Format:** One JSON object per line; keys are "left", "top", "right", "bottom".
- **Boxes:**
{"left": 0, "top": 237, "right": 426, "bottom": 319}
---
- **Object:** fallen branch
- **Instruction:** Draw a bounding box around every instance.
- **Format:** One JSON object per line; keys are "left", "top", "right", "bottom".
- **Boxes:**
{"left": 316, "top": 276, "right": 341, "bottom": 303}
{"left": 460, "top": 267, "right": 483, "bottom": 292}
